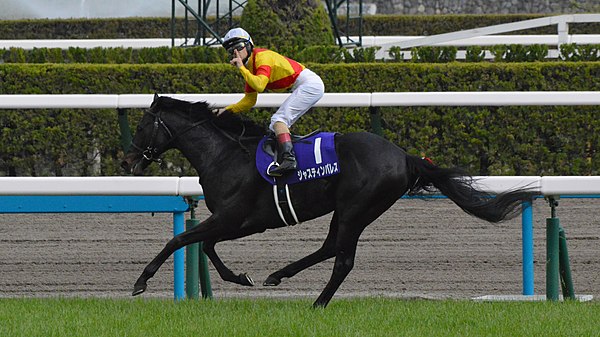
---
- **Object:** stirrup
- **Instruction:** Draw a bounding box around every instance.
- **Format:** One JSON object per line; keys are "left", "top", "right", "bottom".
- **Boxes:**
{"left": 268, "top": 160, "right": 297, "bottom": 177}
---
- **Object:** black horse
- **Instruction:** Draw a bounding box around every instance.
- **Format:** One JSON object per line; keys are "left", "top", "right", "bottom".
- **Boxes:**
{"left": 121, "top": 95, "right": 535, "bottom": 308}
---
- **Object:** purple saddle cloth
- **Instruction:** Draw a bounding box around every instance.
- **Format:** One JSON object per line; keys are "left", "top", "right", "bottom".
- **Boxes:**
{"left": 256, "top": 132, "right": 340, "bottom": 185}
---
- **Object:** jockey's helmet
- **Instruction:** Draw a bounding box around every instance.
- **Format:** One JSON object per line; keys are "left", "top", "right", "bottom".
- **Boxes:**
{"left": 222, "top": 28, "right": 254, "bottom": 58}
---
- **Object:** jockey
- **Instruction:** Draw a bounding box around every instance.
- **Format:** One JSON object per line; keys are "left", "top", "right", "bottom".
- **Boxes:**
{"left": 217, "top": 27, "right": 325, "bottom": 177}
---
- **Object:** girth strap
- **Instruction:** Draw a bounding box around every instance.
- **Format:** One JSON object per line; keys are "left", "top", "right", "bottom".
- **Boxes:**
{"left": 272, "top": 182, "right": 300, "bottom": 226}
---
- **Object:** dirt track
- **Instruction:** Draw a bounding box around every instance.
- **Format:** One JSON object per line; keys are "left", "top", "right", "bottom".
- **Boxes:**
{"left": 1, "top": 198, "right": 598, "bottom": 301}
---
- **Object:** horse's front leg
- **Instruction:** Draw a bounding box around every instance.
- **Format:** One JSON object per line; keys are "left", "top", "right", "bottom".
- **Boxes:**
{"left": 133, "top": 217, "right": 224, "bottom": 296}
{"left": 202, "top": 239, "right": 254, "bottom": 286}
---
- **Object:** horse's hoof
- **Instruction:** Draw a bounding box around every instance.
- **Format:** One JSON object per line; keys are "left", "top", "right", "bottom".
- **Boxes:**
{"left": 312, "top": 302, "right": 327, "bottom": 309}
{"left": 132, "top": 283, "right": 147, "bottom": 296}
{"left": 263, "top": 276, "right": 281, "bottom": 286}
{"left": 239, "top": 273, "right": 255, "bottom": 286}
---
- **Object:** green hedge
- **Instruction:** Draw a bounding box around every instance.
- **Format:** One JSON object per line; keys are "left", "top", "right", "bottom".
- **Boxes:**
{"left": 4, "top": 62, "right": 599, "bottom": 95}
{"left": 0, "top": 46, "right": 228, "bottom": 64}
{"left": 2, "top": 62, "right": 600, "bottom": 176}
{"left": 2, "top": 15, "right": 600, "bottom": 39}
{"left": 0, "top": 17, "right": 180, "bottom": 39}
{"left": 3, "top": 44, "right": 599, "bottom": 64}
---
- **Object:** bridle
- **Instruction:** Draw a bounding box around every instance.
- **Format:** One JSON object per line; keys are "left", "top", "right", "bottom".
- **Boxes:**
{"left": 129, "top": 108, "right": 259, "bottom": 167}
{"left": 129, "top": 109, "right": 211, "bottom": 166}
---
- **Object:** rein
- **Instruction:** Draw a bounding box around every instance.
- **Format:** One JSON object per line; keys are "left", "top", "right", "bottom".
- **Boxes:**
{"left": 212, "top": 121, "right": 253, "bottom": 156}
{"left": 130, "top": 109, "right": 211, "bottom": 165}
{"left": 131, "top": 107, "right": 262, "bottom": 165}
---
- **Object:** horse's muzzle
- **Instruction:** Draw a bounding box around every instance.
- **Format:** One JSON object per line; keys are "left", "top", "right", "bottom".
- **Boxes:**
{"left": 120, "top": 160, "right": 131, "bottom": 173}
{"left": 120, "top": 158, "right": 134, "bottom": 174}
{"left": 121, "top": 155, "right": 145, "bottom": 176}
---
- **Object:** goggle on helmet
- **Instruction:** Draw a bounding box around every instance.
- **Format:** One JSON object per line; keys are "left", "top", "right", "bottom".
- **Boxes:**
{"left": 222, "top": 28, "right": 254, "bottom": 57}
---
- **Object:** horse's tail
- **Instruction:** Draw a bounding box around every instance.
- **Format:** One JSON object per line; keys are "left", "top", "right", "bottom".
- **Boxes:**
{"left": 405, "top": 155, "right": 537, "bottom": 223}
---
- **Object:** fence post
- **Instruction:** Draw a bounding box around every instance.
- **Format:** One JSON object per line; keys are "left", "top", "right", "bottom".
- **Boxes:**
{"left": 117, "top": 108, "right": 132, "bottom": 152}
{"left": 185, "top": 196, "right": 212, "bottom": 299}
{"left": 173, "top": 211, "right": 186, "bottom": 300}
{"left": 546, "top": 197, "right": 560, "bottom": 301}
{"left": 369, "top": 106, "right": 383, "bottom": 136}
{"left": 559, "top": 226, "right": 576, "bottom": 300}
{"left": 198, "top": 240, "right": 213, "bottom": 299}
{"left": 521, "top": 200, "right": 534, "bottom": 295}
{"left": 185, "top": 198, "right": 200, "bottom": 299}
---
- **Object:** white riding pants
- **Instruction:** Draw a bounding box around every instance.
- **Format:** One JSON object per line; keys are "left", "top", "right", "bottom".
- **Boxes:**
{"left": 269, "top": 68, "right": 324, "bottom": 131}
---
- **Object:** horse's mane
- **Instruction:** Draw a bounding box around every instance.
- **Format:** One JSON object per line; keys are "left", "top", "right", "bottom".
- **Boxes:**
{"left": 151, "top": 95, "right": 267, "bottom": 137}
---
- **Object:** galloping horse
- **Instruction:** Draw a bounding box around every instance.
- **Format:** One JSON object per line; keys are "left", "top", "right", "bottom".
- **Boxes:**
{"left": 121, "top": 95, "right": 535, "bottom": 308}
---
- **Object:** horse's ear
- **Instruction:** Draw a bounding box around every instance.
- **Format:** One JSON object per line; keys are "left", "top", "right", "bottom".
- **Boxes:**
{"left": 149, "top": 93, "right": 160, "bottom": 108}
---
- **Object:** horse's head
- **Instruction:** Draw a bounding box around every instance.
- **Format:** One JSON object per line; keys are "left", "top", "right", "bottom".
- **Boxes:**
{"left": 121, "top": 94, "right": 267, "bottom": 175}
{"left": 121, "top": 94, "right": 213, "bottom": 175}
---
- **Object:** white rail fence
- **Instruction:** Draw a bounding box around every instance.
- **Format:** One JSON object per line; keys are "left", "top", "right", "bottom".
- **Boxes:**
{"left": 3, "top": 34, "right": 599, "bottom": 51}
{"left": 394, "top": 14, "right": 600, "bottom": 50}
{"left": 0, "top": 176, "right": 203, "bottom": 196}
{"left": 1, "top": 91, "right": 600, "bottom": 299}
{"left": 0, "top": 177, "right": 203, "bottom": 300}
{"left": 2, "top": 14, "right": 599, "bottom": 60}
{"left": 2, "top": 91, "right": 600, "bottom": 109}
{"left": 383, "top": 14, "right": 600, "bottom": 60}
{"left": 1, "top": 176, "right": 600, "bottom": 198}
{"left": 1, "top": 35, "right": 598, "bottom": 61}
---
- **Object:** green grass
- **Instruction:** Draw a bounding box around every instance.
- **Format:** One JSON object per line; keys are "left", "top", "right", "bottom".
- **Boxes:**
{"left": 1, "top": 297, "right": 599, "bottom": 337}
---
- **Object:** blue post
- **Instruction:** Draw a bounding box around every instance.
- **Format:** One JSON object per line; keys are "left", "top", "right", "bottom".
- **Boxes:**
{"left": 173, "top": 211, "right": 185, "bottom": 300}
{"left": 522, "top": 200, "right": 534, "bottom": 295}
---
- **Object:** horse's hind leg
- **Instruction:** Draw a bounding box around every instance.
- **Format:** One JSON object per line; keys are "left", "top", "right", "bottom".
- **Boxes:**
{"left": 264, "top": 212, "right": 339, "bottom": 286}
{"left": 312, "top": 222, "right": 364, "bottom": 308}
{"left": 313, "top": 191, "right": 402, "bottom": 308}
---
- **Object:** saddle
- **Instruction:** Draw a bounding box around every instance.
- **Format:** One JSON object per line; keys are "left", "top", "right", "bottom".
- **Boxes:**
{"left": 261, "top": 130, "right": 320, "bottom": 158}
{"left": 255, "top": 131, "right": 341, "bottom": 226}
{"left": 256, "top": 131, "right": 340, "bottom": 186}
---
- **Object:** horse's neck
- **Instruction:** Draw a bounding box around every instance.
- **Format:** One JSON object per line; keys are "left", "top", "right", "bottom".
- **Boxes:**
{"left": 177, "top": 128, "right": 256, "bottom": 190}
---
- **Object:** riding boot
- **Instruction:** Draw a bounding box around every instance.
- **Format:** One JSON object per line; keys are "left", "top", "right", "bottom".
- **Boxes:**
{"left": 268, "top": 133, "right": 297, "bottom": 177}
